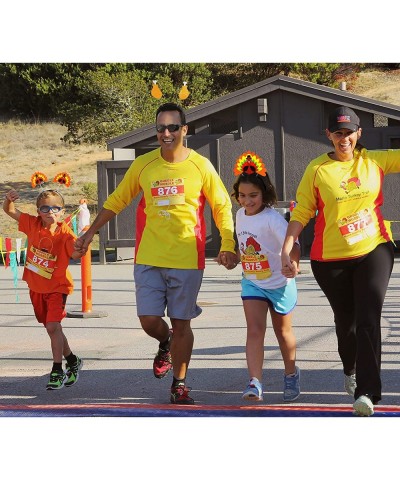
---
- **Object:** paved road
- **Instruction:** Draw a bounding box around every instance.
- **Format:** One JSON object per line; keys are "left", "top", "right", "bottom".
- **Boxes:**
{"left": 1, "top": 256, "right": 399, "bottom": 411}
{"left": 2, "top": 256, "right": 399, "bottom": 479}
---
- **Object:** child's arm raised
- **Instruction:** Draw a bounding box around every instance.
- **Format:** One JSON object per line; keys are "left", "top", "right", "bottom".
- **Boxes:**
{"left": 3, "top": 190, "right": 22, "bottom": 222}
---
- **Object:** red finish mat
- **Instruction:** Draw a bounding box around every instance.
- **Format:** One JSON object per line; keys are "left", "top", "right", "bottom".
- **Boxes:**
{"left": 1, "top": 403, "right": 400, "bottom": 417}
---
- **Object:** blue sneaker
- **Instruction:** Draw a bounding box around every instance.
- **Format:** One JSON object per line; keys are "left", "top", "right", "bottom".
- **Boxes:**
{"left": 242, "top": 377, "right": 263, "bottom": 401}
{"left": 283, "top": 366, "right": 300, "bottom": 402}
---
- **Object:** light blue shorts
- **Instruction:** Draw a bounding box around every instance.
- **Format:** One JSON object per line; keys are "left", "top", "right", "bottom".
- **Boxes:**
{"left": 241, "top": 277, "right": 297, "bottom": 315}
{"left": 134, "top": 264, "right": 203, "bottom": 320}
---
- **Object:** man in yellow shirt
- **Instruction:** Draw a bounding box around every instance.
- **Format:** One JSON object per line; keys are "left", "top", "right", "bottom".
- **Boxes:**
{"left": 75, "top": 102, "right": 237, "bottom": 404}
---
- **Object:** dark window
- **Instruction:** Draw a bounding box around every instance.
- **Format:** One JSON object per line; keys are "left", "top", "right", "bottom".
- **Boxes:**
{"left": 390, "top": 138, "right": 400, "bottom": 148}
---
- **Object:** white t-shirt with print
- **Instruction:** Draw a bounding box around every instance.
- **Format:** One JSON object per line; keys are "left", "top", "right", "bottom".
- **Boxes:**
{"left": 236, "top": 206, "right": 294, "bottom": 290}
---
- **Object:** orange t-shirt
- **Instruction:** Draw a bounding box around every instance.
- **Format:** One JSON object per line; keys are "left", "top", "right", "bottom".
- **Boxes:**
{"left": 19, "top": 213, "right": 76, "bottom": 294}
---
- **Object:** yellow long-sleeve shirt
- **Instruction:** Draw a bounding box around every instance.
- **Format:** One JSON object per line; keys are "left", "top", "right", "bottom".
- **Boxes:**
{"left": 103, "top": 148, "right": 235, "bottom": 269}
{"left": 291, "top": 148, "right": 400, "bottom": 261}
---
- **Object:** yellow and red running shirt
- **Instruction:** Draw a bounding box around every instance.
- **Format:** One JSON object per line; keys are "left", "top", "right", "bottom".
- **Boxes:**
{"left": 291, "top": 149, "right": 400, "bottom": 261}
{"left": 103, "top": 148, "right": 235, "bottom": 269}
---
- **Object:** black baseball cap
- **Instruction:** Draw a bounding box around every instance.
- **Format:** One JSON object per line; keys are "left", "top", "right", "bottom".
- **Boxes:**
{"left": 328, "top": 106, "right": 360, "bottom": 132}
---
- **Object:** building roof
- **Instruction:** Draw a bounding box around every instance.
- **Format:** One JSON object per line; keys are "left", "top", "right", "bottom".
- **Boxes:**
{"left": 107, "top": 74, "right": 400, "bottom": 151}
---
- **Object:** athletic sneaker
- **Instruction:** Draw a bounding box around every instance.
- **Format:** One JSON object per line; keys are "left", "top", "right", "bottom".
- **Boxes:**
{"left": 170, "top": 384, "right": 195, "bottom": 405}
{"left": 153, "top": 330, "right": 173, "bottom": 379}
{"left": 46, "top": 371, "right": 67, "bottom": 390}
{"left": 242, "top": 378, "right": 263, "bottom": 401}
{"left": 65, "top": 356, "right": 83, "bottom": 387}
{"left": 283, "top": 366, "right": 300, "bottom": 402}
{"left": 353, "top": 395, "right": 374, "bottom": 416}
{"left": 344, "top": 373, "right": 357, "bottom": 396}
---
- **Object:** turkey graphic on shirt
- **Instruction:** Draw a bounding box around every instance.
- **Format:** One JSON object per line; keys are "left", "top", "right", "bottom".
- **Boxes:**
{"left": 340, "top": 177, "right": 361, "bottom": 194}
{"left": 240, "top": 236, "right": 271, "bottom": 279}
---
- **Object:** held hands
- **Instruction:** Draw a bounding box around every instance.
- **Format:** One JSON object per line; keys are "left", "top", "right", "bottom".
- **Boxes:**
{"left": 281, "top": 252, "right": 299, "bottom": 278}
{"left": 74, "top": 232, "right": 93, "bottom": 255}
{"left": 214, "top": 251, "right": 239, "bottom": 270}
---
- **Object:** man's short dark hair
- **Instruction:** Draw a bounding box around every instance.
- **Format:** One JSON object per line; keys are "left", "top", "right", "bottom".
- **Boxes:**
{"left": 155, "top": 103, "right": 187, "bottom": 125}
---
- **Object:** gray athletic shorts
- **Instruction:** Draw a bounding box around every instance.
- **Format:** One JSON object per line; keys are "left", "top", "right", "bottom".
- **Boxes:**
{"left": 134, "top": 264, "right": 203, "bottom": 320}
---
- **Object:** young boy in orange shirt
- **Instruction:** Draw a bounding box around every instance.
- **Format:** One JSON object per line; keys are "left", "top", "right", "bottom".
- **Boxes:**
{"left": 3, "top": 188, "right": 84, "bottom": 390}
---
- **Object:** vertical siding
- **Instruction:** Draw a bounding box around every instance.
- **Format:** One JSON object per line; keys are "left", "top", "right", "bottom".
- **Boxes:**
{"left": 102, "top": 89, "right": 400, "bottom": 259}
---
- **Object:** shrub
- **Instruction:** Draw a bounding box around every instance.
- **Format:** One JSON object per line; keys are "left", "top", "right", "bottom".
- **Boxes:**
{"left": 81, "top": 182, "right": 98, "bottom": 202}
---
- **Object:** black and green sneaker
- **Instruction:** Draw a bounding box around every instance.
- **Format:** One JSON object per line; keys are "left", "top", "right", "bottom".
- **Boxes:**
{"left": 46, "top": 371, "right": 67, "bottom": 390}
{"left": 65, "top": 357, "right": 83, "bottom": 387}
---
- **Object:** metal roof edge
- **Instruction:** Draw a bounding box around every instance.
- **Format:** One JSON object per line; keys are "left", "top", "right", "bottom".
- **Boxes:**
{"left": 107, "top": 74, "right": 400, "bottom": 149}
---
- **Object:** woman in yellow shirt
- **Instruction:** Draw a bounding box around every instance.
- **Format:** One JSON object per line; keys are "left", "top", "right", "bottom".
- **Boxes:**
{"left": 281, "top": 106, "right": 400, "bottom": 416}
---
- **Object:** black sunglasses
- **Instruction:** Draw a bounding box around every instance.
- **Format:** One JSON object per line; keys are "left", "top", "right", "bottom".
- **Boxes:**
{"left": 38, "top": 205, "right": 63, "bottom": 213}
{"left": 156, "top": 124, "right": 183, "bottom": 133}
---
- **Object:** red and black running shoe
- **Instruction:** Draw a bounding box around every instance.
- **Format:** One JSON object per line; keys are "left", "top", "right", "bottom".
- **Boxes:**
{"left": 153, "top": 349, "right": 172, "bottom": 378}
{"left": 170, "top": 384, "right": 194, "bottom": 405}
{"left": 153, "top": 330, "right": 173, "bottom": 379}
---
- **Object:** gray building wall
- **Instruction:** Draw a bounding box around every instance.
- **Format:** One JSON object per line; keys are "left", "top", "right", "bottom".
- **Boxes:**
{"left": 99, "top": 80, "right": 400, "bottom": 263}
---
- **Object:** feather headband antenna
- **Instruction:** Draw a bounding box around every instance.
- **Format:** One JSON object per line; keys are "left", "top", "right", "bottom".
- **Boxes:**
{"left": 151, "top": 80, "right": 191, "bottom": 100}
{"left": 31, "top": 171, "right": 72, "bottom": 189}
{"left": 31, "top": 171, "right": 48, "bottom": 188}
{"left": 233, "top": 151, "right": 267, "bottom": 177}
{"left": 53, "top": 172, "right": 72, "bottom": 187}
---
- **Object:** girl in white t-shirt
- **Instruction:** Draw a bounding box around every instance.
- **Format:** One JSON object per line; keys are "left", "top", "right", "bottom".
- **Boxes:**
{"left": 231, "top": 152, "right": 301, "bottom": 402}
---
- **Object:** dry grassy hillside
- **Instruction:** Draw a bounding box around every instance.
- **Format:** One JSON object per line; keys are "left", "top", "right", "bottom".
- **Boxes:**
{"left": 1, "top": 69, "right": 399, "bottom": 244}
{"left": 348, "top": 69, "right": 400, "bottom": 105}
{"left": 0, "top": 122, "right": 111, "bottom": 241}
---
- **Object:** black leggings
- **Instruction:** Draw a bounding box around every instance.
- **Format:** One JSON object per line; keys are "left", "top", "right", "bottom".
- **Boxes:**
{"left": 311, "top": 242, "right": 394, "bottom": 404}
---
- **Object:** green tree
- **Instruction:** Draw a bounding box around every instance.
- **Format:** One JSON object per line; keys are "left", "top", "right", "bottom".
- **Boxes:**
{"left": 58, "top": 63, "right": 215, "bottom": 145}
{"left": 289, "top": 63, "right": 342, "bottom": 85}
{"left": 0, "top": 62, "right": 377, "bottom": 144}
{"left": 0, "top": 63, "right": 97, "bottom": 120}
{"left": 133, "top": 62, "right": 214, "bottom": 107}
{"left": 206, "top": 63, "right": 291, "bottom": 95}
{"left": 207, "top": 63, "right": 344, "bottom": 93}
{"left": 59, "top": 67, "right": 158, "bottom": 145}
